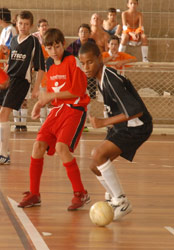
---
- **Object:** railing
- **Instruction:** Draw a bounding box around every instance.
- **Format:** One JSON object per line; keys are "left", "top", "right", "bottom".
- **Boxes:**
{"left": 1, "top": 60, "right": 174, "bottom": 126}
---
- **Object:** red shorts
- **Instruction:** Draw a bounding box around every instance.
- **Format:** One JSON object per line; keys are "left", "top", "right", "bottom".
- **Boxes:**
{"left": 36, "top": 104, "right": 86, "bottom": 155}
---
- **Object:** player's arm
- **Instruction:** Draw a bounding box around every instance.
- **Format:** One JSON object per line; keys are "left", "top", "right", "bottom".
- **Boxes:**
{"left": 31, "top": 101, "right": 42, "bottom": 120}
{"left": 32, "top": 37, "right": 45, "bottom": 98}
{"left": 115, "top": 56, "right": 137, "bottom": 68}
{"left": 103, "top": 56, "right": 113, "bottom": 64}
{"left": 38, "top": 90, "right": 78, "bottom": 107}
{"left": 32, "top": 69, "right": 45, "bottom": 98}
{"left": 135, "top": 13, "right": 144, "bottom": 35}
{"left": 89, "top": 112, "right": 143, "bottom": 129}
{"left": 122, "top": 11, "right": 127, "bottom": 27}
{"left": 31, "top": 90, "right": 76, "bottom": 119}
{"left": 138, "top": 12, "right": 143, "bottom": 27}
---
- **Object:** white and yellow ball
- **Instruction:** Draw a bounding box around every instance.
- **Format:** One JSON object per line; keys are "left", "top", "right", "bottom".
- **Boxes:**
{"left": 89, "top": 201, "right": 114, "bottom": 227}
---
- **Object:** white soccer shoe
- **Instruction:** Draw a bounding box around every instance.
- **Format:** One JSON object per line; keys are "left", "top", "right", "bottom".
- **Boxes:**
{"left": 110, "top": 195, "right": 132, "bottom": 221}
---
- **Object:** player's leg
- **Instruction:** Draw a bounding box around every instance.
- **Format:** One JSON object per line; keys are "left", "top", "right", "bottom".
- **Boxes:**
{"left": 0, "top": 107, "right": 12, "bottom": 164}
{"left": 115, "top": 24, "right": 122, "bottom": 38}
{"left": 55, "top": 105, "right": 90, "bottom": 210}
{"left": 20, "top": 99, "right": 28, "bottom": 131}
{"left": 18, "top": 140, "right": 48, "bottom": 208}
{"left": 90, "top": 140, "right": 132, "bottom": 220}
{"left": 141, "top": 33, "right": 149, "bottom": 62}
{"left": 56, "top": 142, "right": 90, "bottom": 210}
{"left": 13, "top": 109, "right": 21, "bottom": 132}
{"left": 118, "top": 33, "right": 129, "bottom": 52}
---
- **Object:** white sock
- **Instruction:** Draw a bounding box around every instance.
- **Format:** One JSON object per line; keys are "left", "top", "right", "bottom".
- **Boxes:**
{"left": 13, "top": 110, "right": 20, "bottom": 123}
{"left": 40, "top": 107, "right": 46, "bottom": 124}
{"left": 118, "top": 44, "right": 126, "bottom": 52}
{"left": 97, "top": 159, "right": 124, "bottom": 198}
{"left": 96, "top": 175, "right": 114, "bottom": 197}
{"left": 141, "top": 46, "right": 148, "bottom": 61}
{"left": 0, "top": 122, "right": 10, "bottom": 157}
{"left": 20, "top": 109, "right": 28, "bottom": 123}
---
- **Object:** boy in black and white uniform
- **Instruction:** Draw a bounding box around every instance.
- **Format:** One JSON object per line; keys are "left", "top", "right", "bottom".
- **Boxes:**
{"left": 0, "top": 10, "right": 45, "bottom": 164}
{"left": 0, "top": 8, "right": 17, "bottom": 108}
{"left": 79, "top": 42, "right": 153, "bottom": 221}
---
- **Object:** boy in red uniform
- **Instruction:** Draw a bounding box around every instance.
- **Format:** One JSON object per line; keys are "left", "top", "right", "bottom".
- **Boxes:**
{"left": 18, "top": 28, "right": 90, "bottom": 210}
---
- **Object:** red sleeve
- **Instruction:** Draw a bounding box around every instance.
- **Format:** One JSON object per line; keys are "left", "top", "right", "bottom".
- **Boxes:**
{"left": 68, "top": 57, "right": 87, "bottom": 97}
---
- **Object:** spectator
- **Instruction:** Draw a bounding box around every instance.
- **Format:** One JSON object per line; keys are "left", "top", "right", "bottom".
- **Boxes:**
{"left": 103, "top": 8, "right": 122, "bottom": 37}
{"left": 119, "top": 0, "right": 149, "bottom": 62}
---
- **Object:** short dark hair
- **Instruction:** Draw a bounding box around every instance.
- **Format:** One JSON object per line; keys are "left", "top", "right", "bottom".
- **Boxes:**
{"left": 43, "top": 28, "right": 65, "bottom": 46}
{"left": 108, "top": 35, "right": 120, "bottom": 45}
{"left": 127, "top": 0, "right": 138, "bottom": 3}
{"left": 78, "top": 23, "right": 91, "bottom": 33}
{"left": 37, "top": 18, "right": 48, "bottom": 27}
{"left": 79, "top": 42, "right": 101, "bottom": 57}
{"left": 0, "top": 8, "right": 11, "bottom": 23}
{"left": 18, "top": 11, "right": 34, "bottom": 25}
{"left": 108, "top": 8, "right": 116, "bottom": 13}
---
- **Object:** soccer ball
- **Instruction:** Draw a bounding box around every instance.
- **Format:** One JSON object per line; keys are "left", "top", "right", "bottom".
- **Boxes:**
{"left": 89, "top": 201, "right": 114, "bottom": 227}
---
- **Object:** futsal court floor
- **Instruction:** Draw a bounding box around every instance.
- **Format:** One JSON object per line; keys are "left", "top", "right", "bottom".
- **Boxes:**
{"left": 0, "top": 128, "right": 174, "bottom": 249}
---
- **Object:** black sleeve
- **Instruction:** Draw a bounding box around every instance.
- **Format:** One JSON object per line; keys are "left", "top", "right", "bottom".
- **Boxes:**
{"left": 106, "top": 71, "right": 144, "bottom": 117}
{"left": 32, "top": 36, "right": 45, "bottom": 71}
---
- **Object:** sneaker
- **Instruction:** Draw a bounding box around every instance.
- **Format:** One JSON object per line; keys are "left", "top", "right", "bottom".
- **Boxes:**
{"left": 20, "top": 125, "right": 27, "bottom": 132}
{"left": 18, "top": 191, "right": 41, "bottom": 208}
{"left": 143, "top": 57, "right": 149, "bottom": 63}
{"left": 15, "top": 125, "right": 20, "bottom": 132}
{"left": 111, "top": 195, "right": 132, "bottom": 221}
{"left": 83, "top": 126, "right": 89, "bottom": 132}
{"left": 68, "top": 190, "right": 91, "bottom": 211}
{"left": 0, "top": 155, "right": 10, "bottom": 165}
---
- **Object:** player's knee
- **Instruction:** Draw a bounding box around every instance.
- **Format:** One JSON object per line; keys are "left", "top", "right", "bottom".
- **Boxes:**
{"left": 32, "top": 141, "right": 47, "bottom": 158}
{"left": 55, "top": 142, "right": 68, "bottom": 157}
{"left": 21, "top": 99, "right": 28, "bottom": 109}
{"left": 91, "top": 148, "right": 102, "bottom": 165}
{"left": 121, "top": 34, "right": 129, "bottom": 44}
{"left": 141, "top": 34, "right": 148, "bottom": 43}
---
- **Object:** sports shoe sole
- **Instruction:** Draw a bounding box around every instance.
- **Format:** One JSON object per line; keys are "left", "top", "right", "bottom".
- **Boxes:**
{"left": 18, "top": 201, "right": 41, "bottom": 208}
{"left": 113, "top": 203, "right": 132, "bottom": 221}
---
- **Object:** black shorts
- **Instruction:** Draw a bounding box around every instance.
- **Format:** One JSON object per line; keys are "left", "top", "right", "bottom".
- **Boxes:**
{"left": 106, "top": 122, "right": 153, "bottom": 161}
{"left": 2, "top": 77, "right": 30, "bottom": 110}
{"left": 0, "top": 89, "right": 8, "bottom": 106}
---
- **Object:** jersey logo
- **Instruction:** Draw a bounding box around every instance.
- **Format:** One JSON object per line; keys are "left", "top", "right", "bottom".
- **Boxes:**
{"left": 52, "top": 81, "right": 66, "bottom": 93}
{"left": 11, "top": 50, "right": 26, "bottom": 61}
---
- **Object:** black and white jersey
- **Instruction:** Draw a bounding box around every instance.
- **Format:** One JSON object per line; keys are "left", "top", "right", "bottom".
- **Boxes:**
{"left": 98, "top": 66, "right": 152, "bottom": 129}
{"left": 7, "top": 34, "right": 45, "bottom": 82}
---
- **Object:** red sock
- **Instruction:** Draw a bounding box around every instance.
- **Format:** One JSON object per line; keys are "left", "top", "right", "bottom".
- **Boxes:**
{"left": 63, "top": 158, "right": 85, "bottom": 193}
{"left": 29, "top": 157, "right": 44, "bottom": 195}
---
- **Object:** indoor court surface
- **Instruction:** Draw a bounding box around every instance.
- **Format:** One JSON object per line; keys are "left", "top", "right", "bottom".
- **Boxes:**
{"left": 0, "top": 129, "right": 174, "bottom": 250}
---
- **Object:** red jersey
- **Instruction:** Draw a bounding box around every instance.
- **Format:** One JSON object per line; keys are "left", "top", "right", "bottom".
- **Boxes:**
{"left": 46, "top": 51, "right": 90, "bottom": 107}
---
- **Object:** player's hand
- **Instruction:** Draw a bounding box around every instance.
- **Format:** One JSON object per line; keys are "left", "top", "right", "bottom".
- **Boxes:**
{"left": 89, "top": 115, "right": 105, "bottom": 128}
{"left": 31, "top": 102, "right": 41, "bottom": 120}
{"left": 129, "top": 32, "right": 137, "bottom": 41}
{"left": 115, "top": 61, "right": 124, "bottom": 69}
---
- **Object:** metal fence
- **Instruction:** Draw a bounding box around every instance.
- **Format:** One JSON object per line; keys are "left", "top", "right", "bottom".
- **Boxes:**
{"left": 90, "top": 62, "right": 174, "bottom": 124}
{"left": 1, "top": 60, "right": 174, "bottom": 125}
